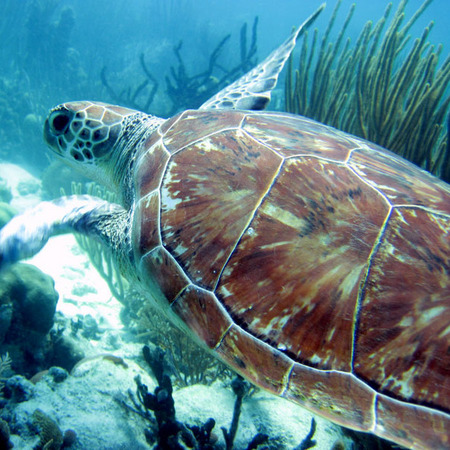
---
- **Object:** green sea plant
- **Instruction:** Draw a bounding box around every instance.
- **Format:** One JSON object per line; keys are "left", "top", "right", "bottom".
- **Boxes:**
{"left": 101, "top": 54, "right": 159, "bottom": 113}
{"left": 133, "top": 298, "right": 232, "bottom": 387}
{"left": 285, "top": 0, "right": 450, "bottom": 181}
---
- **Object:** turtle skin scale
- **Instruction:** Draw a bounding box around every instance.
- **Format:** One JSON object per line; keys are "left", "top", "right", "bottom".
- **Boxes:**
{"left": 131, "top": 108, "right": 449, "bottom": 449}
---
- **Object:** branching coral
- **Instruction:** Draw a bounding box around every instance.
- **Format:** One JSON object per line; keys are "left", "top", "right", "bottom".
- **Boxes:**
{"left": 134, "top": 298, "right": 232, "bottom": 387}
{"left": 101, "top": 18, "right": 258, "bottom": 116}
{"left": 101, "top": 54, "right": 159, "bottom": 113}
{"left": 285, "top": 0, "right": 450, "bottom": 181}
{"left": 165, "top": 17, "right": 258, "bottom": 115}
{"left": 131, "top": 346, "right": 268, "bottom": 449}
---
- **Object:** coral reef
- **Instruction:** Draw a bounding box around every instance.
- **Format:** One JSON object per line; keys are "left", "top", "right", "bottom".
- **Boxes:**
{"left": 221, "top": 376, "right": 264, "bottom": 450}
{"left": 0, "top": 340, "right": 350, "bottom": 448}
{"left": 295, "top": 418, "right": 316, "bottom": 450}
{"left": 45, "top": 322, "right": 85, "bottom": 374}
{"left": 0, "top": 263, "right": 58, "bottom": 343}
{"left": 33, "top": 407, "right": 77, "bottom": 450}
{"left": 23, "top": 2, "right": 76, "bottom": 90}
{"left": 0, "top": 263, "right": 58, "bottom": 337}
{"left": 128, "top": 345, "right": 324, "bottom": 449}
{"left": 101, "top": 54, "right": 159, "bottom": 114}
{"left": 0, "top": 73, "right": 48, "bottom": 168}
{"left": 135, "top": 345, "right": 184, "bottom": 448}
{"left": 0, "top": 1, "right": 90, "bottom": 170}
{"left": 3, "top": 375, "right": 36, "bottom": 403}
{"left": 0, "top": 263, "right": 60, "bottom": 377}
{"left": 165, "top": 18, "right": 258, "bottom": 115}
{"left": 132, "top": 345, "right": 268, "bottom": 449}
{"left": 285, "top": 0, "right": 450, "bottom": 181}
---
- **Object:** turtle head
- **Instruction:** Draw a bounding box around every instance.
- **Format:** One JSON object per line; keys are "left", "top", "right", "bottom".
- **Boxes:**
{"left": 44, "top": 101, "right": 161, "bottom": 195}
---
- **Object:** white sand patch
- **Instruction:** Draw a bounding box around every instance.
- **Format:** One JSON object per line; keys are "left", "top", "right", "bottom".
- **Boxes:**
{"left": 27, "top": 234, "right": 123, "bottom": 332}
{"left": 175, "top": 383, "right": 349, "bottom": 449}
{"left": 6, "top": 357, "right": 349, "bottom": 449}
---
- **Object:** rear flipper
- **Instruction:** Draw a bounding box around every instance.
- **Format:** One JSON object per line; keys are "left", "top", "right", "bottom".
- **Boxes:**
{"left": 0, "top": 196, "right": 127, "bottom": 270}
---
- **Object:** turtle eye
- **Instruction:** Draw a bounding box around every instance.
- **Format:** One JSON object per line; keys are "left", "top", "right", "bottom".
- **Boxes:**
{"left": 49, "top": 110, "right": 72, "bottom": 135}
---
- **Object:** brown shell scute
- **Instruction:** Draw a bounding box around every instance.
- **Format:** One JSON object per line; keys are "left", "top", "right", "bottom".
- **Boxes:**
{"left": 135, "top": 141, "right": 170, "bottom": 198}
{"left": 216, "top": 324, "right": 293, "bottom": 394}
{"left": 140, "top": 246, "right": 189, "bottom": 304}
{"left": 132, "top": 191, "right": 160, "bottom": 258}
{"left": 218, "top": 157, "right": 389, "bottom": 372}
{"left": 349, "top": 147, "right": 450, "bottom": 212}
{"left": 171, "top": 285, "right": 233, "bottom": 349}
{"left": 160, "top": 128, "right": 282, "bottom": 289}
{"left": 375, "top": 395, "right": 450, "bottom": 449}
{"left": 243, "top": 113, "right": 362, "bottom": 160}
{"left": 284, "top": 364, "right": 376, "bottom": 430}
{"left": 354, "top": 207, "right": 450, "bottom": 408}
{"left": 162, "top": 110, "right": 245, "bottom": 154}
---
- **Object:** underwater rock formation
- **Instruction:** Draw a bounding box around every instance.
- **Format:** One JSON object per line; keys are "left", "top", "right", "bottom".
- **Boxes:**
{"left": 0, "top": 263, "right": 58, "bottom": 376}
{"left": 0, "top": 263, "right": 58, "bottom": 342}
{"left": 1, "top": 374, "right": 76, "bottom": 449}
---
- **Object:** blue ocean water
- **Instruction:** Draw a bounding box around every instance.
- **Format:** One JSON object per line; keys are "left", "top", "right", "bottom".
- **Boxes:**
{"left": 0, "top": 0, "right": 448, "bottom": 172}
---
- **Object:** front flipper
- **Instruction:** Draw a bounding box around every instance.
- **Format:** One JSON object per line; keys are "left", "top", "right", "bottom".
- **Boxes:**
{"left": 200, "top": 4, "right": 325, "bottom": 111}
{"left": 0, "top": 196, "right": 127, "bottom": 270}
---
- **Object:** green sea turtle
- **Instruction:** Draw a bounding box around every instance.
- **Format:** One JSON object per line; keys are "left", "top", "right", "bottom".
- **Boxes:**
{"left": 0, "top": 5, "right": 449, "bottom": 449}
